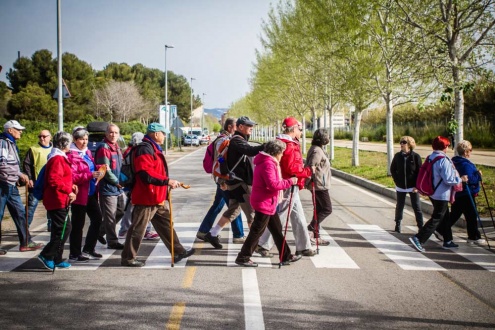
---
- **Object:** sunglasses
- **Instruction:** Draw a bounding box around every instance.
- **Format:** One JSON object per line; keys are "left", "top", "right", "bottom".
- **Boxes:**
{"left": 38, "top": 135, "right": 50, "bottom": 138}
{"left": 400, "top": 140, "right": 407, "bottom": 145}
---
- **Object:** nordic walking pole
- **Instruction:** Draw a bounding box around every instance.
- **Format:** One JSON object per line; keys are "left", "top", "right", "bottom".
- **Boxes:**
{"left": 168, "top": 186, "right": 174, "bottom": 268}
{"left": 464, "top": 183, "right": 491, "bottom": 249}
{"left": 311, "top": 177, "right": 319, "bottom": 255}
{"left": 25, "top": 187, "right": 29, "bottom": 249}
{"left": 279, "top": 184, "right": 295, "bottom": 269}
{"left": 53, "top": 205, "right": 71, "bottom": 274}
{"left": 479, "top": 178, "right": 495, "bottom": 230}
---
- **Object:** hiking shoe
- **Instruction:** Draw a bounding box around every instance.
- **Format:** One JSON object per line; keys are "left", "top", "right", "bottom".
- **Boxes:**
{"left": 98, "top": 235, "right": 107, "bottom": 245}
{"left": 82, "top": 249, "right": 102, "bottom": 259}
{"left": 409, "top": 236, "right": 425, "bottom": 252}
{"left": 433, "top": 231, "right": 444, "bottom": 242}
{"left": 0, "top": 249, "right": 7, "bottom": 255}
{"left": 121, "top": 259, "right": 145, "bottom": 267}
{"left": 38, "top": 254, "right": 54, "bottom": 270}
{"left": 107, "top": 242, "right": 124, "bottom": 250}
{"left": 204, "top": 232, "right": 223, "bottom": 249}
{"left": 394, "top": 223, "right": 401, "bottom": 233}
{"left": 69, "top": 254, "right": 90, "bottom": 263}
{"left": 174, "top": 248, "right": 196, "bottom": 263}
{"left": 295, "top": 249, "right": 316, "bottom": 257}
{"left": 196, "top": 231, "right": 207, "bottom": 241}
{"left": 55, "top": 261, "right": 71, "bottom": 269}
{"left": 235, "top": 259, "right": 258, "bottom": 267}
{"left": 144, "top": 231, "right": 159, "bottom": 240}
{"left": 19, "top": 242, "right": 44, "bottom": 252}
{"left": 233, "top": 236, "right": 246, "bottom": 244}
{"left": 467, "top": 238, "right": 487, "bottom": 246}
{"left": 281, "top": 254, "right": 302, "bottom": 266}
{"left": 255, "top": 245, "right": 273, "bottom": 258}
{"left": 311, "top": 237, "right": 330, "bottom": 246}
{"left": 118, "top": 231, "right": 127, "bottom": 239}
{"left": 442, "top": 241, "right": 459, "bottom": 249}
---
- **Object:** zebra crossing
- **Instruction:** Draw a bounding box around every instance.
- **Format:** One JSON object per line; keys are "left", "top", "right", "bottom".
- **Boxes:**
{"left": 1, "top": 222, "right": 494, "bottom": 272}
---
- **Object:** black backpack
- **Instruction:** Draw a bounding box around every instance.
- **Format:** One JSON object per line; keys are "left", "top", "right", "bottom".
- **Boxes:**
{"left": 119, "top": 142, "right": 155, "bottom": 189}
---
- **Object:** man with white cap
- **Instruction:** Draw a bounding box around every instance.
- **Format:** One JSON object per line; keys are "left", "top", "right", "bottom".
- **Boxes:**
{"left": 257, "top": 116, "right": 316, "bottom": 257}
{"left": 0, "top": 120, "right": 44, "bottom": 254}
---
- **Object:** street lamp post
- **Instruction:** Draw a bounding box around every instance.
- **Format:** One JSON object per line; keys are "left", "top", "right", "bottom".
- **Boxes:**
{"left": 190, "top": 77, "right": 195, "bottom": 135}
{"left": 202, "top": 92, "right": 206, "bottom": 133}
{"left": 57, "top": 0, "right": 63, "bottom": 131}
{"left": 164, "top": 44, "right": 174, "bottom": 153}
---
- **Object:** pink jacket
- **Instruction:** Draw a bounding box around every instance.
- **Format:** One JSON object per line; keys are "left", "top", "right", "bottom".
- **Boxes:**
{"left": 250, "top": 152, "right": 293, "bottom": 215}
{"left": 67, "top": 149, "right": 95, "bottom": 206}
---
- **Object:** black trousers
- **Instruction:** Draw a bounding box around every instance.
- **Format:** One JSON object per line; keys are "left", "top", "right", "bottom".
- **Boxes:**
{"left": 308, "top": 189, "right": 332, "bottom": 238}
{"left": 449, "top": 194, "right": 481, "bottom": 240}
{"left": 394, "top": 191, "right": 423, "bottom": 227}
{"left": 83, "top": 194, "right": 103, "bottom": 252}
{"left": 416, "top": 199, "right": 452, "bottom": 244}
{"left": 236, "top": 210, "right": 291, "bottom": 263}
{"left": 41, "top": 208, "right": 72, "bottom": 264}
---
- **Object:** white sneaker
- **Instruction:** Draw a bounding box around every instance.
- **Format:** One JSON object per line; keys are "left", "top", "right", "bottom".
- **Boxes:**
{"left": 467, "top": 238, "right": 487, "bottom": 246}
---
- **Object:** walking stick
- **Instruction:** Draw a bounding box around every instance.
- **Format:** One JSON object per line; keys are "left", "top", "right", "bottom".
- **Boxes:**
{"left": 25, "top": 187, "right": 29, "bottom": 249}
{"left": 53, "top": 205, "right": 71, "bottom": 274}
{"left": 479, "top": 178, "right": 495, "bottom": 230}
{"left": 279, "top": 185, "right": 295, "bottom": 269}
{"left": 311, "top": 177, "right": 319, "bottom": 255}
{"left": 168, "top": 183, "right": 191, "bottom": 268}
{"left": 464, "top": 183, "right": 491, "bottom": 249}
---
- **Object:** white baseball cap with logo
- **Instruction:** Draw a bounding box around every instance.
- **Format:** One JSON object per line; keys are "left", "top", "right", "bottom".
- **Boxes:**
{"left": 4, "top": 120, "right": 26, "bottom": 130}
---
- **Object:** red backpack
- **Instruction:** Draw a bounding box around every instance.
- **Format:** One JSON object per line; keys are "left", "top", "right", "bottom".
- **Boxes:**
{"left": 416, "top": 155, "right": 445, "bottom": 196}
{"left": 202, "top": 139, "right": 217, "bottom": 174}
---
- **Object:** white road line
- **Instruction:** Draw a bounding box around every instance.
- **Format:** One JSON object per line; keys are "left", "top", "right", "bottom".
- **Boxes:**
{"left": 350, "top": 224, "right": 446, "bottom": 271}
{"left": 242, "top": 268, "right": 265, "bottom": 330}
{"left": 227, "top": 226, "right": 273, "bottom": 268}
{"left": 406, "top": 226, "right": 495, "bottom": 272}
{"left": 310, "top": 227, "right": 359, "bottom": 269}
{"left": 0, "top": 232, "right": 51, "bottom": 272}
{"left": 142, "top": 223, "right": 196, "bottom": 269}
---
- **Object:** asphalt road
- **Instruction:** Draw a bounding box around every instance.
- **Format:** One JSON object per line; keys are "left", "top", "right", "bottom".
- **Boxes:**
{"left": 1, "top": 146, "right": 494, "bottom": 329}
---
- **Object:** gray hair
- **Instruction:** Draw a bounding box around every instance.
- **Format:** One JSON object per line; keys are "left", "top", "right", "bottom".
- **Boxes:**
{"left": 72, "top": 126, "right": 88, "bottom": 139}
{"left": 264, "top": 139, "right": 286, "bottom": 156}
{"left": 130, "top": 132, "right": 144, "bottom": 146}
{"left": 456, "top": 140, "right": 472, "bottom": 156}
{"left": 53, "top": 131, "right": 72, "bottom": 150}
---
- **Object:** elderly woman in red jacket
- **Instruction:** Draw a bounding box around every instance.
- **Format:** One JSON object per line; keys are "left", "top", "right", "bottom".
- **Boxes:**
{"left": 37, "top": 132, "right": 77, "bottom": 270}
{"left": 235, "top": 139, "right": 300, "bottom": 267}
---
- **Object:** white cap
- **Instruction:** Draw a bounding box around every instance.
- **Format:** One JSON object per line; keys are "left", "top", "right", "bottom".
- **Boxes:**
{"left": 4, "top": 120, "right": 25, "bottom": 130}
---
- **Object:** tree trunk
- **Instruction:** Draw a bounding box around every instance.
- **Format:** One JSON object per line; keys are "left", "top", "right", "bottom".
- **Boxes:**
{"left": 453, "top": 66, "right": 464, "bottom": 148}
{"left": 352, "top": 110, "right": 362, "bottom": 167}
{"left": 301, "top": 116, "right": 307, "bottom": 155}
{"left": 329, "top": 105, "right": 335, "bottom": 161}
{"left": 385, "top": 95, "right": 394, "bottom": 176}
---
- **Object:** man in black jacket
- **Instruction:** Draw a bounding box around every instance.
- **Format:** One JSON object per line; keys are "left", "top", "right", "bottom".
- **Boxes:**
{"left": 204, "top": 116, "right": 264, "bottom": 249}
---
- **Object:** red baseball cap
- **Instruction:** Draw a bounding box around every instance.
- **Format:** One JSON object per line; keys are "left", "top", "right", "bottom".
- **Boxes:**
{"left": 283, "top": 117, "right": 299, "bottom": 128}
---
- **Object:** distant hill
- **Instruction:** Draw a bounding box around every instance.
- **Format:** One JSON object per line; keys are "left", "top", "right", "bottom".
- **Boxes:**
{"left": 204, "top": 108, "right": 228, "bottom": 119}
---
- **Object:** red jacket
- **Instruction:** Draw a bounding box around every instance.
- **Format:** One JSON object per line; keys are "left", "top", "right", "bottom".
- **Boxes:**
{"left": 43, "top": 151, "right": 73, "bottom": 211}
{"left": 277, "top": 135, "right": 312, "bottom": 189}
{"left": 131, "top": 137, "right": 169, "bottom": 205}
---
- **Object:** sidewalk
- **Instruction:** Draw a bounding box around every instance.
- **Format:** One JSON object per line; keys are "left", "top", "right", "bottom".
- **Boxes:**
{"left": 333, "top": 140, "right": 495, "bottom": 167}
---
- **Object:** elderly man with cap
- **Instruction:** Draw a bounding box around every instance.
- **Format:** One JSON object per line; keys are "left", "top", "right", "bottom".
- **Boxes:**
{"left": 23, "top": 129, "right": 52, "bottom": 230}
{"left": 0, "top": 120, "right": 44, "bottom": 254}
{"left": 204, "top": 116, "right": 265, "bottom": 249}
{"left": 257, "top": 116, "right": 316, "bottom": 257}
{"left": 121, "top": 123, "right": 195, "bottom": 267}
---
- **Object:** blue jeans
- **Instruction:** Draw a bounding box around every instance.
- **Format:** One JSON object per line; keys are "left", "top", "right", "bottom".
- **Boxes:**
{"left": 198, "top": 184, "right": 243, "bottom": 238}
{"left": 27, "top": 192, "right": 51, "bottom": 227}
{"left": 0, "top": 182, "right": 30, "bottom": 245}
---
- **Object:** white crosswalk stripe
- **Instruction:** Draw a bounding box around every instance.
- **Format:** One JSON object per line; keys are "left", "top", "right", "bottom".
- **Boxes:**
{"left": 349, "top": 224, "right": 446, "bottom": 271}
{"left": 405, "top": 226, "right": 495, "bottom": 272}
{"left": 1, "top": 223, "right": 494, "bottom": 272}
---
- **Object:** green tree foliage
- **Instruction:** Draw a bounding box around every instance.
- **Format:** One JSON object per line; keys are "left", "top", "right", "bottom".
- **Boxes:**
{"left": 8, "top": 83, "right": 57, "bottom": 121}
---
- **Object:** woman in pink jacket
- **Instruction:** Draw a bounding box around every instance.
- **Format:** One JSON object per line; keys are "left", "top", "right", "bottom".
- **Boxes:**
{"left": 67, "top": 127, "right": 104, "bottom": 262}
{"left": 235, "top": 140, "right": 300, "bottom": 267}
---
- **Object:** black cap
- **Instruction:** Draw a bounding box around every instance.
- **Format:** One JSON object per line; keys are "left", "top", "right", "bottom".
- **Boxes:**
{"left": 236, "top": 116, "right": 256, "bottom": 127}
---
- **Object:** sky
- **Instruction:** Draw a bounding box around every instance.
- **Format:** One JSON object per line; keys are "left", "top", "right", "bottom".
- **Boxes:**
{"left": 0, "top": 0, "right": 274, "bottom": 108}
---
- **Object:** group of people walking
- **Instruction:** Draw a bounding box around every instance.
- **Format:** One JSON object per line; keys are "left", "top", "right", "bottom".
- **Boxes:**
{"left": 0, "top": 117, "right": 487, "bottom": 268}
{"left": 390, "top": 135, "right": 486, "bottom": 253}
